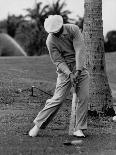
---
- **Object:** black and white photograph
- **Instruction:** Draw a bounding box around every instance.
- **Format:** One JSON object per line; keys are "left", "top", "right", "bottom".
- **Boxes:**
{"left": 0, "top": 0, "right": 116, "bottom": 154}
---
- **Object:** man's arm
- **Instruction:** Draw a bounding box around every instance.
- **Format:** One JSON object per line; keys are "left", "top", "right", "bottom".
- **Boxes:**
{"left": 72, "top": 25, "right": 85, "bottom": 71}
{"left": 46, "top": 40, "right": 72, "bottom": 76}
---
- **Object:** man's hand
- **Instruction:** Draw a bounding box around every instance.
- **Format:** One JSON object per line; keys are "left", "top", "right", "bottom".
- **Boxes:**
{"left": 69, "top": 73, "right": 76, "bottom": 85}
{"left": 75, "top": 70, "right": 81, "bottom": 79}
{"left": 70, "top": 70, "right": 81, "bottom": 86}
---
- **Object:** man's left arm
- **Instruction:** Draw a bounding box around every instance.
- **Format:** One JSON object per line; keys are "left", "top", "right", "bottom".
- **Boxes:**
{"left": 72, "top": 25, "right": 85, "bottom": 72}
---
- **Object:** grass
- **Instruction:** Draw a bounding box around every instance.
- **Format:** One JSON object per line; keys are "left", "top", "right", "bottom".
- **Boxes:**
{"left": 0, "top": 53, "right": 115, "bottom": 101}
{"left": 0, "top": 54, "right": 115, "bottom": 113}
{"left": 0, "top": 53, "right": 115, "bottom": 88}
{"left": 0, "top": 56, "right": 57, "bottom": 96}
{"left": 0, "top": 53, "right": 115, "bottom": 155}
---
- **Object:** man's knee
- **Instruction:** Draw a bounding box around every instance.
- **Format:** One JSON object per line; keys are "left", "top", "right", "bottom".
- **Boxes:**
{"left": 45, "top": 96, "right": 64, "bottom": 107}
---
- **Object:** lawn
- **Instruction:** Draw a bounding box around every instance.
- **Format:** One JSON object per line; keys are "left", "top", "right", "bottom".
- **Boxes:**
{"left": 0, "top": 53, "right": 115, "bottom": 92}
{"left": 105, "top": 52, "right": 116, "bottom": 100}
{"left": 0, "top": 53, "right": 115, "bottom": 155}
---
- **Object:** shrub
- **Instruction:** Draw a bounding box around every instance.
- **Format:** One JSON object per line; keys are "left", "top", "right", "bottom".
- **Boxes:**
{"left": 15, "top": 21, "right": 48, "bottom": 56}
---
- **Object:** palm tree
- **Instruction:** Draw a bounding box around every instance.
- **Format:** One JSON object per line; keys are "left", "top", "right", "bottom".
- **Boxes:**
{"left": 25, "top": 2, "right": 49, "bottom": 26}
{"left": 83, "top": 0, "right": 115, "bottom": 115}
{"left": 48, "top": 0, "right": 71, "bottom": 23}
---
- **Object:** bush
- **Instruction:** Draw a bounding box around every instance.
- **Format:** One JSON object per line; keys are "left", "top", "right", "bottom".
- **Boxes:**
{"left": 104, "top": 31, "right": 116, "bottom": 52}
{"left": 15, "top": 21, "right": 48, "bottom": 56}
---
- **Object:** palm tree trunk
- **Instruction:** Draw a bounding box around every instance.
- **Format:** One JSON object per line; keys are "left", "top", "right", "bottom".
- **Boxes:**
{"left": 83, "top": 0, "right": 115, "bottom": 115}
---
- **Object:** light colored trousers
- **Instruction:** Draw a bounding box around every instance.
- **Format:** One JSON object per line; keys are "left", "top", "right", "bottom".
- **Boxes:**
{"left": 34, "top": 67, "right": 90, "bottom": 131}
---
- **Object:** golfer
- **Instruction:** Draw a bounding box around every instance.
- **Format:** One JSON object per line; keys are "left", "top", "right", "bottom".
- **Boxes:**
{"left": 29, "top": 15, "right": 89, "bottom": 137}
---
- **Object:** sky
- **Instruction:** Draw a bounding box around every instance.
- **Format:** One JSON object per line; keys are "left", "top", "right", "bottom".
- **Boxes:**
{"left": 0, "top": 0, "right": 116, "bottom": 36}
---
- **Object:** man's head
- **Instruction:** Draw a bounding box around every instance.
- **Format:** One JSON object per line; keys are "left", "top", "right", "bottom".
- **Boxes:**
{"left": 44, "top": 15, "right": 63, "bottom": 35}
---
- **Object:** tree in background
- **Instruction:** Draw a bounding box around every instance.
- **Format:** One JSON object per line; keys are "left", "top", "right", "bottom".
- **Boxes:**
{"left": 25, "top": 2, "right": 49, "bottom": 27}
{"left": 83, "top": 0, "right": 115, "bottom": 115}
{"left": 104, "top": 31, "right": 116, "bottom": 52}
{"left": 14, "top": 1, "right": 50, "bottom": 56}
{"left": 6, "top": 15, "right": 24, "bottom": 38}
{"left": 17, "top": 0, "right": 72, "bottom": 55}
{"left": 15, "top": 21, "right": 48, "bottom": 56}
{"left": 47, "top": 0, "right": 71, "bottom": 23}
{"left": 0, "top": 20, "right": 7, "bottom": 33}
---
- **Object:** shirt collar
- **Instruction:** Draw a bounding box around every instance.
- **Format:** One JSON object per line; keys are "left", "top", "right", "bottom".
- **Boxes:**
{"left": 51, "top": 25, "right": 68, "bottom": 38}
{"left": 62, "top": 25, "right": 68, "bottom": 35}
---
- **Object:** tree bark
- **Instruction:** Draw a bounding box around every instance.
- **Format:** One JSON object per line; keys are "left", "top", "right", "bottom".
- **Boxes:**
{"left": 83, "top": 0, "right": 115, "bottom": 115}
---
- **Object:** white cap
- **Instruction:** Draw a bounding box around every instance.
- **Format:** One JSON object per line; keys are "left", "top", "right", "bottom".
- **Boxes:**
{"left": 44, "top": 15, "right": 63, "bottom": 33}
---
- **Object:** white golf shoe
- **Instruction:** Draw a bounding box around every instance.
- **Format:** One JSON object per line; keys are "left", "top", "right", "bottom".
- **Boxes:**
{"left": 29, "top": 125, "right": 40, "bottom": 137}
{"left": 113, "top": 116, "right": 116, "bottom": 122}
{"left": 73, "top": 130, "right": 85, "bottom": 137}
